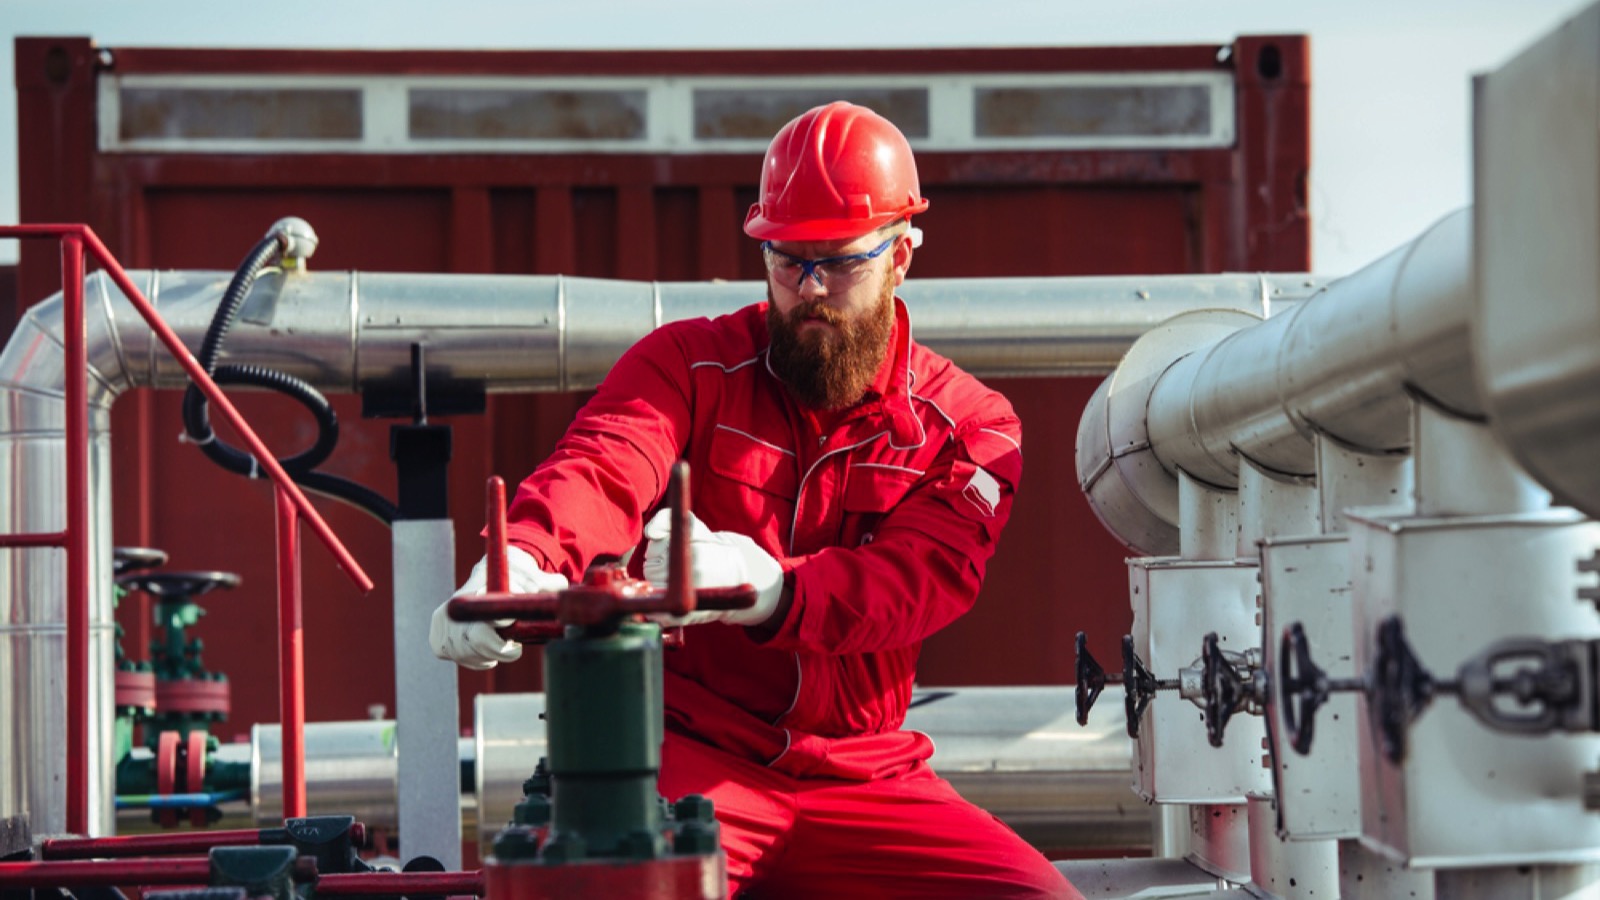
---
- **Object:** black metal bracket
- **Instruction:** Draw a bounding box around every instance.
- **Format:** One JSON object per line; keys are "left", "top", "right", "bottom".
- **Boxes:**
{"left": 1578, "top": 550, "right": 1600, "bottom": 612}
{"left": 361, "top": 333, "right": 486, "bottom": 422}
{"left": 389, "top": 344, "right": 454, "bottom": 520}
{"left": 208, "top": 846, "right": 300, "bottom": 900}
{"left": 267, "top": 815, "right": 366, "bottom": 876}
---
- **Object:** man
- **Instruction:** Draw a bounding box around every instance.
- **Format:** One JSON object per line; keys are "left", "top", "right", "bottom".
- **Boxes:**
{"left": 432, "top": 101, "right": 1078, "bottom": 899}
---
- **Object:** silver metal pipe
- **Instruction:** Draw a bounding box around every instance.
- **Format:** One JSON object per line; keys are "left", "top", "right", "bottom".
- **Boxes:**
{"left": 0, "top": 383, "right": 119, "bottom": 838}
{"left": 1145, "top": 208, "right": 1475, "bottom": 488}
{"left": 82, "top": 270, "right": 1326, "bottom": 394}
{"left": 0, "top": 266, "right": 1323, "bottom": 838}
{"left": 1077, "top": 211, "right": 1473, "bottom": 551}
{"left": 251, "top": 721, "right": 475, "bottom": 834}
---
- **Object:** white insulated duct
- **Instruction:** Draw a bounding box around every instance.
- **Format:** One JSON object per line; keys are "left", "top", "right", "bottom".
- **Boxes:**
{"left": 1147, "top": 208, "right": 1477, "bottom": 485}
{"left": 0, "top": 267, "right": 1324, "bottom": 838}
{"left": 1474, "top": 3, "right": 1600, "bottom": 529}
{"left": 1078, "top": 209, "right": 1478, "bottom": 553}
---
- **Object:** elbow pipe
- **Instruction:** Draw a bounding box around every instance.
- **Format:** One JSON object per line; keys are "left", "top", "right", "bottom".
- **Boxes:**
{"left": 1079, "top": 209, "right": 1477, "bottom": 553}
{"left": 1149, "top": 208, "right": 1477, "bottom": 487}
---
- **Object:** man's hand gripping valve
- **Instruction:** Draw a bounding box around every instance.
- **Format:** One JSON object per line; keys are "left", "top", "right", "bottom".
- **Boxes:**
{"left": 430, "top": 462, "right": 761, "bottom": 669}
{"left": 640, "top": 509, "right": 784, "bottom": 628}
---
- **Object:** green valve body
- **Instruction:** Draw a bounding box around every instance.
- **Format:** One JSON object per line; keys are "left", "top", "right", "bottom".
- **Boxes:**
{"left": 539, "top": 620, "right": 666, "bottom": 861}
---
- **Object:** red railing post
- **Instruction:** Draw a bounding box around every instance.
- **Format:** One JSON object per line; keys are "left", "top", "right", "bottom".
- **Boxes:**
{"left": 61, "top": 232, "right": 90, "bottom": 836}
{"left": 275, "top": 485, "right": 307, "bottom": 818}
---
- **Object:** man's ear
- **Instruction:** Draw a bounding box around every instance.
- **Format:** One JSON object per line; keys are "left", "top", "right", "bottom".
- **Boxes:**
{"left": 891, "top": 235, "right": 914, "bottom": 286}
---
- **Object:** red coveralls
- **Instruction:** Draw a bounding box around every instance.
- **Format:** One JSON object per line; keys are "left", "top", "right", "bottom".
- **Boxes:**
{"left": 506, "top": 299, "right": 1078, "bottom": 899}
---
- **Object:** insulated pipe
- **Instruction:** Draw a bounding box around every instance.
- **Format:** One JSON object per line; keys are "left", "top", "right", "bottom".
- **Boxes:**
{"left": 1145, "top": 209, "right": 1476, "bottom": 489}
{"left": 0, "top": 267, "right": 1323, "bottom": 842}
{"left": 27, "top": 270, "right": 1327, "bottom": 395}
{"left": 1078, "top": 212, "right": 1474, "bottom": 553}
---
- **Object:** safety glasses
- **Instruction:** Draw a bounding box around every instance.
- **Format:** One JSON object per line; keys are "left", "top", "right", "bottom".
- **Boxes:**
{"left": 760, "top": 236, "right": 897, "bottom": 289}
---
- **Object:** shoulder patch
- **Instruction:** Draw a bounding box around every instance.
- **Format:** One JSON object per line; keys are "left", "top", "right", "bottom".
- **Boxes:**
{"left": 962, "top": 466, "right": 1001, "bottom": 518}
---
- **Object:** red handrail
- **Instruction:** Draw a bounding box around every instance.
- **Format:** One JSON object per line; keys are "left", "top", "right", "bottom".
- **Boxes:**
{"left": 0, "top": 223, "right": 374, "bottom": 834}
{"left": 316, "top": 869, "right": 486, "bottom": 896}
{"left": 39, "top": 822, "right": 368, "bottom": 859}
{"left": 276, "top": 485, "right": 308, "bottom": 818}
{"left": 0, "top": 856, "right": 319, "bottom": 888}
{"left": 0, "top": 530, "right": 69, "bottom": 547}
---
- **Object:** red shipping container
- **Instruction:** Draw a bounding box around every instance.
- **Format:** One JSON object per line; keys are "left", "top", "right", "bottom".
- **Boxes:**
{"left": 14, "top": 37, "right": 1309, "bottom": 733}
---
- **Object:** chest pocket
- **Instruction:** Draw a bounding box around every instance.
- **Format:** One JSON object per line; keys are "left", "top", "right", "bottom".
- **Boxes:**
{"left": 710, "top": 425, "right": 796, "bottom": 509}
{"left": 844, "top": 463, "right": 922, "bottom": 512}
{"left": 842, "top": 463, "right": 922, "bottom": 546}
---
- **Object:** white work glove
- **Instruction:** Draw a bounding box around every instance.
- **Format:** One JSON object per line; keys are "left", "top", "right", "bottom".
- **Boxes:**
{"left": 641, "top": 509, "right": 784, "bottom": 627}
{"left": 429, "top": 546, "right": 568, "bottom": 670}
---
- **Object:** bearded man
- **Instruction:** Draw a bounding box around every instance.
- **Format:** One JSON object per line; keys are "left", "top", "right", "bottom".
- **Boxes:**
{"left": 432, "top": 101, "right": 1078, "bottom": 899}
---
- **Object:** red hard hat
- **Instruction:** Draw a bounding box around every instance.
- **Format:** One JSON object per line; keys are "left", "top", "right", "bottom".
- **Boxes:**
{"left": 744, "top": 101, "right": 930, "bottom": 242}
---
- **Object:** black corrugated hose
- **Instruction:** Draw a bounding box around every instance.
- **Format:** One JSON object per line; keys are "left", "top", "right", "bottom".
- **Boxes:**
{"left": 180, "top": 232, "right": 398, "bottom": 525}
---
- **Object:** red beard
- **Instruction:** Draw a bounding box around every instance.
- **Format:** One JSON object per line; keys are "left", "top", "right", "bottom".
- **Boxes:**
{"left": 765, "top": 274, "right": 895, "bottom": 411}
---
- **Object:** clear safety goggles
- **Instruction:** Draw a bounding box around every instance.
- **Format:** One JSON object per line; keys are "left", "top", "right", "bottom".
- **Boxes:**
{"left": 761, "top": 236, "right": 897, "bottom": 289}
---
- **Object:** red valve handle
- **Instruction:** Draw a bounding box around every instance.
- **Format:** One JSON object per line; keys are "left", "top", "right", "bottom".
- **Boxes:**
{"left": 455, "top": 462, "right": 755, "bottom": 638}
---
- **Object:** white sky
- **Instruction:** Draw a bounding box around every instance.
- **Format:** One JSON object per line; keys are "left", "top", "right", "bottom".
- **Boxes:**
{"left": 1, "top": 0, "right": 1587, "bottom": 276}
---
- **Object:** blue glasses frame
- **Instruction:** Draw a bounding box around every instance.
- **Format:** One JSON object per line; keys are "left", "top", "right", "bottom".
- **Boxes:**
{"left": 760, "top": 236, "right": 897, "bottom": 288}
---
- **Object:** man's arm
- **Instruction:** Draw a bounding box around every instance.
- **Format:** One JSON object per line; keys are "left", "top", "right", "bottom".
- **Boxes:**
{"left": 757, "top": 417, "right": 1022, "bottom": 654}
{"left": 435, "top": 327, "right": 695, "bottom": 670}
{"left": 502, "top": 327, "right": 694, "bottom": 579}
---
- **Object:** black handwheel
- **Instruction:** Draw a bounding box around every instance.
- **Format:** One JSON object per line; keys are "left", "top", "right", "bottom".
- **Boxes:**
{"left": 1279, "top": 622, "right": 1327, "bottom": 756}
{"left": 1201, "top": 632, "right": 1245, "bottom": 748}
{"left": 1373, "top": 617, "right": 1434, "bottom": 764}
{"left": 1074, "top": 632, "right": 1108, "bottom": 727}
{"left": 117, "top": 571, "right": 242, "bottom": 600}
{"left": 113, "top": 547, "right": 169, "bottom": 576}
{"left": 1122, "top": 635, "right": 1156, "bottom": 740}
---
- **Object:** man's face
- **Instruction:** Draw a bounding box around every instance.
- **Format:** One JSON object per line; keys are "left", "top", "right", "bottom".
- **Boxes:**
{"left": 763, "top": 229, "right": 912, "bottom": 410}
